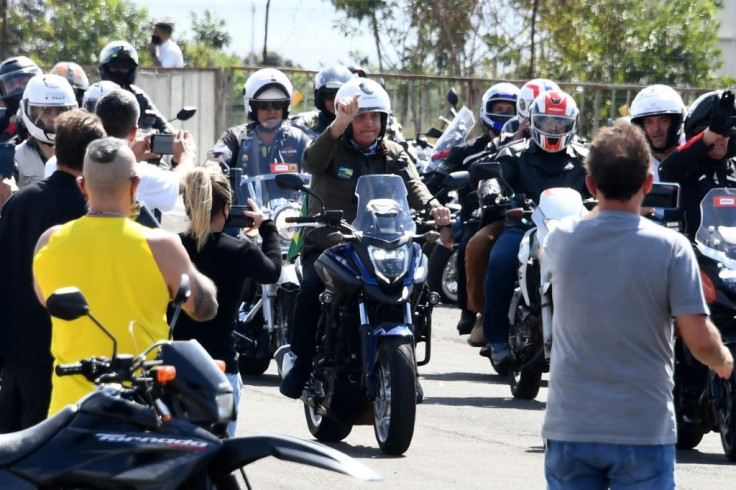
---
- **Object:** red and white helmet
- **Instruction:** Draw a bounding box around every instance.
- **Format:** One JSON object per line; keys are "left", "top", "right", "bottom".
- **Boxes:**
{"left": 529, "top": 90, "right": 578, "bottom": 153}
{"left": 517, "top": 78, "right": 560, "bottom": 120}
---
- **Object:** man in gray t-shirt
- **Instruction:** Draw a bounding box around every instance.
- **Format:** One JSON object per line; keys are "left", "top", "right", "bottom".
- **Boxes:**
{"left": 540, "top": 121, "right": 733, "bottom": 488}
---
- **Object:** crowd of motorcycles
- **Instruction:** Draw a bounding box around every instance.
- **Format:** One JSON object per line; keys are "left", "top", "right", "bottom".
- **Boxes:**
{"left": 4, "top": 88, "right": 736, "bottom": 488}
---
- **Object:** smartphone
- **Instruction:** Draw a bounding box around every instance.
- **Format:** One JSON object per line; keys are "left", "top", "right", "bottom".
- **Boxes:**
{"left": 150, "top": 133, "right": 174, "bottom": 155}
{"left": 0, "top": 142, "right": 15, "bottom": 179}
{"left": 226, "top": 204, "right": 254, "bottom": 228}
{"left": 642, "top": 182, "right": 680, "bottom": 210}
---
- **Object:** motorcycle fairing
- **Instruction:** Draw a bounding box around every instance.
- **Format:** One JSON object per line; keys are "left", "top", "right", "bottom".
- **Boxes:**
{"left": 517, "top": 228, "right": 539, "bottom": 307}
{"left": 364, "top": 323, "right": 415, "bottom": 380}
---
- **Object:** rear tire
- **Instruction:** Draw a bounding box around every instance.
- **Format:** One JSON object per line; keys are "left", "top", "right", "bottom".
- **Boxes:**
{"left": 427, "top": 246, "right": 457, "bottom": 304}
{"left": 676, "top": 424, "right": 704, "bottom": 450}
{"left": 373, "top": 337, "right": 417, "bottom": 455}
{"left": 508, "top": 366, "right": 542, "bottom": 400}
{"left": 304, "top": 404, "right": 352, "bottom": 442}
{"left": 238, "top": 356, "right": 271, "bottom": 376}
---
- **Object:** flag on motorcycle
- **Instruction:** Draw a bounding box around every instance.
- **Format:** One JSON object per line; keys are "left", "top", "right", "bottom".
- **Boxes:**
{"left": 287, "top": 194, "right": 308, "bottom": 261}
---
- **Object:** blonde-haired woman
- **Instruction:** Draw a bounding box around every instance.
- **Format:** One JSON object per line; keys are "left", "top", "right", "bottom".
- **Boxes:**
{"left": 176, "top": 166, "right": 281, "bottom": 437}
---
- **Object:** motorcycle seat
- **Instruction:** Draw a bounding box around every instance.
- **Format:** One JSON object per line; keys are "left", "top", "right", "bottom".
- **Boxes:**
{"left": 0, "top": 405, "right": 78, "bottom": 465}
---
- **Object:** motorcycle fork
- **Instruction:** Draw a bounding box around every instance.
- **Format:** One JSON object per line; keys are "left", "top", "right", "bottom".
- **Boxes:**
{"left": 261, "top": 283, "right": 277, "bottom": 332}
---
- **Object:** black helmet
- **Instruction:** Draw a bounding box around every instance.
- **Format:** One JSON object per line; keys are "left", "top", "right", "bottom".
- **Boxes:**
{"left": 0, "top": 56, "right": 42, "bottom": 114}
{"left": 99, "top": 41, "right": 139, "bottom": 88}
{"left": 685, "top": 90, "right": 736, "bottom": 158}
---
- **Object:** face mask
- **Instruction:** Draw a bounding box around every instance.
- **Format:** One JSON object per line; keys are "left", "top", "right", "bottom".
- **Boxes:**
{"left": 151, "top": 35, "right": 162, "bottom": 45}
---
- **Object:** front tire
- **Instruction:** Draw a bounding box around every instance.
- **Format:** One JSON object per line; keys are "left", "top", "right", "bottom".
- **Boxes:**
{"left": 508, "top": 366, "right": 542, "bottom": 400}
{"left": 304, "top": 405, "right": 352, "bottom": 442}
{"left": 676, "top": 424, "right": 704, "bottom": 450}
{"left": 716, "top": 346, "right": 736, "bottom": 461}
{"left": 373, "top": 337, "right": 417, "bottom": 455}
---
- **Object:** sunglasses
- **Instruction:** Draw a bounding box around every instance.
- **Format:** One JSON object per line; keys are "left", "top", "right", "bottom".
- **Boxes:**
{"left": 254, "top": 100, "right": 289, "bottom": 111}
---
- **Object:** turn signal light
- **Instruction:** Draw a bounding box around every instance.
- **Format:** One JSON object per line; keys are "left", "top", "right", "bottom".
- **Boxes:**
{"left": 156, "top": 366, "right": 176, "bottom": 383}
{"left": 214, "top": 360, "right": 226, "bottom": 373}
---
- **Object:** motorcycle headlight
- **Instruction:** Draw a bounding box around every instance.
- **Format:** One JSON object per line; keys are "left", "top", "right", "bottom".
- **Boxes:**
{"left": 215, "top": 392, "right": 235, "bottom": 423}
{"left": 273, "top": 205, "right": 302, "bottom": 243}
{"left": 368, "top": 244, "right": 410, "bottom": 281}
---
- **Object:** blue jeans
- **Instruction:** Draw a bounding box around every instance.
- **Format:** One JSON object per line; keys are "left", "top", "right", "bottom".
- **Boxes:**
{"left": 483, "top": 227, "right": 525, "bottom": 344}
{"left": 545, "top": 440, "right": 676, "bottom": 489}
{"left": 225, "top": 372, "right": 243, "bottom": 438}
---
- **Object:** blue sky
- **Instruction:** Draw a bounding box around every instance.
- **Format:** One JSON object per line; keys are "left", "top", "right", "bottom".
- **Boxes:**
{"left": 133, "top": 0, "right": 376, "bottom": 70}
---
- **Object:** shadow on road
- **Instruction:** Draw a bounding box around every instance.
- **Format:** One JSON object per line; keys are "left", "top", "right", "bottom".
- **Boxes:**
{"left": 421, "top": 395, "right": 546, "bottom": 411}
{"left": 676, "top": 449, "right": 731, "bottom": 466}
{"left": 320, "top": 441, "right": 408, "bottom": 460}
{"left": 421, "top": 371, "right": 548, "bottom": 389}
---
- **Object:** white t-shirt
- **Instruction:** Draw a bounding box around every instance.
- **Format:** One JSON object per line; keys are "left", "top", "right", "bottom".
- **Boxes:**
{"left": 158, "top": 39, "right": 184, "bottom": 68}
{"left": 44, "top": 157, "right": 179, "bottom": 212}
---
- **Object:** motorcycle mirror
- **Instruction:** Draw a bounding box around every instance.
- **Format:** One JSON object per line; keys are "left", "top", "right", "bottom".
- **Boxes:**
{"left": 442, "top": 170, "right": 471, "bottom": 191}
{"left": 47, "top": 287, "right": 119, "bottom": 358}
{"left": 425, "top": 127, "right": 443, "bottom": 139}
{"left": 172, "top": 106, "right": 197, "bottom": 122}
{"left": 168, "top": 274, "right": 191, "bottom": 337}
{"left": 472, "top": 162, "right": 502, "bottom": 181}
{"left": 275, "top": 173, "right": 307, "bottom": 191}
{"left": 446, "top": 88, "right": 459, "bottom": 109}
{"left": 46, "top": 287, "right": 89, "bottom": 321}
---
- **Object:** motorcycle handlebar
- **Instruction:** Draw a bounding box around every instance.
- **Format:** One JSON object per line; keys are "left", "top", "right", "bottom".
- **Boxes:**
{"left": 55, "top": 363, "right": 83, "bottom": 376}
{"left": 285, "top": 216, "right": 319, "bottom": 224}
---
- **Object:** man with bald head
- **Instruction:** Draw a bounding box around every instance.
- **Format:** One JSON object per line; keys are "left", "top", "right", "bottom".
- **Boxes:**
{"left": 33, "top": 137, "right": 218, "bottom": 416}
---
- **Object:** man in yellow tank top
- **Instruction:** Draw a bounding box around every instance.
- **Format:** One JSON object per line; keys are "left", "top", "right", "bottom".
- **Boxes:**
{"left": 32, "top": 137, "right": 218, "bottom": 416}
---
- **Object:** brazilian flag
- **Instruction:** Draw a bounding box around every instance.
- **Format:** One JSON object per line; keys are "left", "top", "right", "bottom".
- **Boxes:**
{"left": 287, "top": 194, "right": 308, "bottom": 262}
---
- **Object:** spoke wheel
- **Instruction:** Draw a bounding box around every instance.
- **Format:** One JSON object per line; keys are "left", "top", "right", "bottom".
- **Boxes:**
{"left": 373, "top": 337, "right": 416, "bottom": 455}
{"left": 304, "top": 404, "right": 352, "bottom": 442}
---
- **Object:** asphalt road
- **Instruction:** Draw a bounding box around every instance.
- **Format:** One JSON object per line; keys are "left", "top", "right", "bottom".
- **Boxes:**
{"left": 231, "top": 305, "right": 736, "bottom": 489}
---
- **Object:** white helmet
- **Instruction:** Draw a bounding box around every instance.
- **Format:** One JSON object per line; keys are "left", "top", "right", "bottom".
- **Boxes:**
{"left": 21, "top": 74, "right": 78, "bottom": 144}
{"left": 480, "top": 82, "right": 519, "bottom": 132}
{"left": 335, "top": 77, "right": 391, "bottom": 138}
{"left": 630, "top": 84, "right": 686, "bottom": 150}
{"left": 243, "top": 68, "right": 293, "bottom": 122}
{"left": 517, "top": 78, "right": 560, "bottom": 120}
{"left": 529, "top": 90, "right": 578, "bottom": 153}
{"left": 314, "top": 64, "right": 354, "bottom": 112}
{"left": 82, "top": 80, "right": 121, "bottom": 112}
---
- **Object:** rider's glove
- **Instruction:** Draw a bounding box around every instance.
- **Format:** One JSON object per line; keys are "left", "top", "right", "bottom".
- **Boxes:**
{"left": 709, "top": 90, "right": 736, "bottom": 136}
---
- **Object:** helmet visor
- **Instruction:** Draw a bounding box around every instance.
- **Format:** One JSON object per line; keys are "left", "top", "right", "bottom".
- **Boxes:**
{"left": 0, "top": 71, "right": 36, "bottom": 99}
{"left": 28, "top": 104, "right": 76, "bottom": 131}
{"left": 534, "top": 115, "right": 576, "bottom": 136}
{"left": 319, "top": 87, "right": 339, "bottom": 101}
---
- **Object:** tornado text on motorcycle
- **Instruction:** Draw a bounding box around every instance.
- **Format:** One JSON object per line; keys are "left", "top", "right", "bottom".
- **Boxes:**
{"left": 95, "top": 433, "right": 210, "bottom": 450}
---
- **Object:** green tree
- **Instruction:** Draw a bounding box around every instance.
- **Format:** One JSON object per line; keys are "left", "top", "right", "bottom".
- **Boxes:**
{"left": 190, "top": 10, "right": 231, "bottom": 50}
{"left": 512, "top": 0, "right": 723, "bottom": 86}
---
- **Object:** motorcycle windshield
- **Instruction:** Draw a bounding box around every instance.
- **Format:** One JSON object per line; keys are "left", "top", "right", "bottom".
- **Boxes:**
{"left": 695, "top": 188, "right": 736, "bottom": 269}
{"left": 352, "top": 175, "right": 416, "bottom": 243}
{"left": 239, "top": 173, "right": 311, "bottom": 209}
{"left": 426, "top": 106, "right": 476, "bottom": 173}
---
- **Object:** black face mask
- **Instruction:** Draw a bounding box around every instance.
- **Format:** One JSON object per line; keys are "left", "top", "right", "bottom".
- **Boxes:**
{"left": 151, "top": 35, "right": 162, "bottom": 45}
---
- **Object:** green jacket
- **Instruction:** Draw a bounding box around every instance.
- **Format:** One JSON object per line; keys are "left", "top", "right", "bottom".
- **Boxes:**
{"left": 302, "top": 127, "right": 436, "bottom": 254}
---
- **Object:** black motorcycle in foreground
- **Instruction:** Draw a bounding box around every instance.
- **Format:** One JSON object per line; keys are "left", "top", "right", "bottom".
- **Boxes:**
{"left": 0, "top": 280, "right": 380, "bottom": 488}
{"left": 274, "top": 172, "right": 468, "bottom": 455}
{"left": 675, "top": 187, "right": 736, "bottom": 461}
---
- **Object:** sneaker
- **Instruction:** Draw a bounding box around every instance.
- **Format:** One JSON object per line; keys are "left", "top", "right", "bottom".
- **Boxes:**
{"left": 456, "top": 310, "right": 476, "bottom": 335}
{"left": 466, "top": 315, "right": 485, "bottom": 347}
{"left": 279, "top": 360, "right": 311, "bottom": 399}
{"left": 490, "top": 343, "right": 511, "bottom": 365}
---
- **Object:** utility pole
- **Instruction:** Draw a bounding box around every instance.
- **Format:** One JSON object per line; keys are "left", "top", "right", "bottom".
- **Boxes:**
{"left": 0, "top": 0, "right": 8, "bottom": 61}
{"left": 262, "top": 0, "right": 270, "bottom": 65}
{"left": 250, "top": 1, "right": 256, "bottom": 65}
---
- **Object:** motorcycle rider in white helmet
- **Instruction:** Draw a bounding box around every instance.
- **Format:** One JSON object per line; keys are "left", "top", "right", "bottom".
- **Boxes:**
{"left": 280, "top": 77, "right": 452, "bottom": 399}
{"left": 15, "top": 74, "right": 77, "bottom": 189}
{"left": 210, "top": 68, "right": 311, "bottom": 183}
{"left": 291, "top": 64, "right": 355, "bottom": 139}
{"left": 81, "top": 80, "right": 121, "bottom": 113}
{"left": 630, "top": 84, "right": 687, "bottom": 182}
